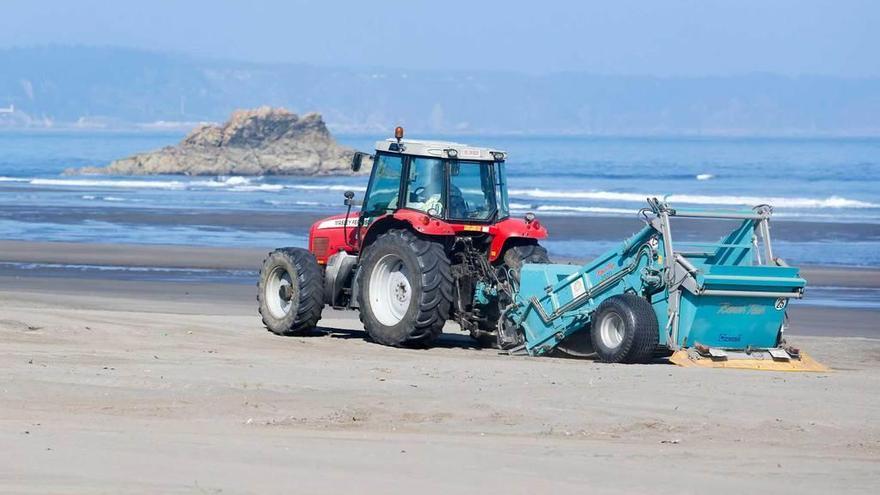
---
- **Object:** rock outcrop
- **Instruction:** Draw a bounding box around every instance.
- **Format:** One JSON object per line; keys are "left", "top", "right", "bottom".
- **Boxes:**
{"left": 75, "top": 107, "right": 361, "bottom": 176}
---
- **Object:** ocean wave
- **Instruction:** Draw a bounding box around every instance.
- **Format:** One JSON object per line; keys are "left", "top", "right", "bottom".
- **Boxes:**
{"left": 18, "top": 175, "right": 369, "bottom": 194}
{"left": 81, "top": 194, "right": 128, "bottom": 202}
{"left": 536, "top": 205, "right": 636, "bottom": 215}
{"left": 190, "top": 176, "right": 255, "bottom": 188}
{"left": 508, "top": 188, "right": 880, "bottom": 209}
{"left": 696, "top": 173, "right": 714, "bottom": 181}
{"left": 230, "top": 184, "right": 285, "bottom": 192}
{"left": 0, "top": 261, "right": 254, "bottom": 277}
{"left": 289, "top": 184, "right": 368, "bottom": 192}
{"left": 32, "top": 178, "right": 188, "bottom": 189}
{"left": 263, "top": 199, "right": 332, "bottom": 207}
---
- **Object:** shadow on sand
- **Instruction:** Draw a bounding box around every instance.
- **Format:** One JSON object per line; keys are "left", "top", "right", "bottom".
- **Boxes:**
{"left": 299, "top": 326, "right": 483, "bottom": 351}
{"left": 289, "top": 326, "right": 669, "bottom": 364}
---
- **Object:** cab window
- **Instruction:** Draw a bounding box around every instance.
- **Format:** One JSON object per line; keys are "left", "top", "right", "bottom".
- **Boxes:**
{"left": 448, "top": 161, "right": 497, "bottom": 221}
{"left": 405, "top": 157, "right": 445, "bottom": 215}
{"left": 363, "top": 153, "right": 403, "bottom": 216}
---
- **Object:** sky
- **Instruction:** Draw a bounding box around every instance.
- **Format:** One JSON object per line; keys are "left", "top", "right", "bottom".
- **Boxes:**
{"left": 0, "top": 0, "right": 877, "bottom": 77}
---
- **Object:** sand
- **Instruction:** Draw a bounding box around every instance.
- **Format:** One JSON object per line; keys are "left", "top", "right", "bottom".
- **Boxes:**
{"left": 1, "top": 242, "right": 879, "bottom": 494}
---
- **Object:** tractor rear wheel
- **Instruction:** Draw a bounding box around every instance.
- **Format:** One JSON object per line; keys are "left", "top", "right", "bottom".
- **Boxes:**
{"left": 257, "top": 247, "right": 324, "bottom": 336}
{"left": 474, "top": 243, "right": 550, "bottom": 348}
{"left": 590, "top": 294, "right": 659, "bottom": 364}
{"left": 357, "top": 229, "right": 453, "bottom": 347}
{"left": 502, "top": 244, "right": 551, "bottom": 287}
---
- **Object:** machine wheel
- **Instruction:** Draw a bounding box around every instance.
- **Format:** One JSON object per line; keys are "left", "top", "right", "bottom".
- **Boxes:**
{"left": 474, "top": 243, "right": 551, "bottom": 348}
{"left": 257, "top": 247, "right": 324, "bottom": 336}
{"left": 357, "top": 229, "right": 453, "bottom": 347}
{"left": 590, "top": 294, "right": 659, "bottom": 364}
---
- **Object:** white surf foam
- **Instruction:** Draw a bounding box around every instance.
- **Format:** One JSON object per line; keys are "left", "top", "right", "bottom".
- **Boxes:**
{"left": 22, "top": 176, "right": 353, "bottom": 194}
{"left": 289, "top": 184, "right": 368, "bottom": 192}
{"left": 191, "top": 176, "right": 255, "bottom": 188}
{"left": 696, "top": 173, "right": 714, "bottom": 181}
{"left": 508, "top": 188, "right": 879, "bottom": 209}
{"left": 32, "top": 178, "right": 188, "bottom": 189}
{"left": 230, "top": 184, "right": 285, "bottom": 192}
{"left": 536, "top": 205, "right": 636, "bottom": 215}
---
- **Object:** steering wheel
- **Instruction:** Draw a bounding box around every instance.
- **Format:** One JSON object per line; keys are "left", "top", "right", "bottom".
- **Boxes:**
{"left": 413, "top": 186, "right": 427, "bottom": 202}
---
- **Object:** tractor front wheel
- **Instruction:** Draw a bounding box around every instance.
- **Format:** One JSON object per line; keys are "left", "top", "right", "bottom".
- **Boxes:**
{"left": 357, "top": 229, "right": 453, "bottom": 347}
{"left": 257, "top": 247, "right": 324, "bottom": 336}
{"left": 590, "top": 294, "right": 659, "bottom": 364}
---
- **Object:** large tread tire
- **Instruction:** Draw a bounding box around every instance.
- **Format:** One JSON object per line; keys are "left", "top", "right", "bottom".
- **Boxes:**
{"left": 502, "top": 244, "right": 551, "bottom": 287}
{"left": 357, "top": 229, "right": 453, "bottom": 347}
{"left": 474, "top": 243, "right": 551, "bottom": 348}
{"left": 590, "top": 293, "right": 659, "bottom": 364}
{"left": 257, "top": 247, "right": 324, "bottom": 336}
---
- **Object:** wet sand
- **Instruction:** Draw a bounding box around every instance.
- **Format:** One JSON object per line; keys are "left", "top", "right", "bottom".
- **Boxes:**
{"left": 0, "top": 239, "right": 878, "bottom": 287}
{"left": 3, "top": 205, "right": 879, "bottom": 242}
{"left": 0, "top": 239, "right": 878, "bottom": 339}
{"left": 0, "top": 241, "right": 878, "bottom": 493}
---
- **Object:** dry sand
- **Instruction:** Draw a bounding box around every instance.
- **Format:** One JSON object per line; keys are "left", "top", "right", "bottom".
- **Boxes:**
{"left": 1, "top": 243, "right": 879, "bottom": 494}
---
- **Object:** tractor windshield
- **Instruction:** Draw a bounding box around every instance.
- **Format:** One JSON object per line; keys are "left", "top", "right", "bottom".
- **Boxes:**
{"left": 447, "top": 160, "right": 498, "bottom": 221}
{"left": 403, "top": 157, "right": 505, "bottom": 222}
{"left": 404, "top": 157, "right": 507, "bottom": 221}
{"left": 362, "top": 152, "right": 508, "bottom": 222}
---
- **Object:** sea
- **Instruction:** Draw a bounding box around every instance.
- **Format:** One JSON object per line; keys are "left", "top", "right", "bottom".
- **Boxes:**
{"left": 0, "top": 131, "right": 879, "bottom": 269}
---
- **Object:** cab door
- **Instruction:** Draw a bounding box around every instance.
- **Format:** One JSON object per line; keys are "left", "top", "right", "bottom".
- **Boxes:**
{"left": 357, "top": 152, "right": 406, "bottom": 246}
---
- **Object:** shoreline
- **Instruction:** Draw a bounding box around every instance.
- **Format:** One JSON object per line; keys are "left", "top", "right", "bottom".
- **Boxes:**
{"left": 0, "top": 239, "right": 877, "bottom": 339}
{"left": 2, "top": 205, "right": 878, "bottom": 242}
{"left": 0, "top": 239, "right": 877, "bottom": 286}
{"left": 1, "top": 207, "right": 879, "bottom": 268}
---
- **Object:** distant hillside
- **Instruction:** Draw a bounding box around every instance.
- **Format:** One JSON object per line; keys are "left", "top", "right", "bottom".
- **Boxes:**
{"left": 1, "top": 46, "right": 878, "bottom": 136}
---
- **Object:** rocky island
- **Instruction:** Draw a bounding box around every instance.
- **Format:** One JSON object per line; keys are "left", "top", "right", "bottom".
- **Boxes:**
{"left": 75, "top": 107, "right": 362, "bottom": 176}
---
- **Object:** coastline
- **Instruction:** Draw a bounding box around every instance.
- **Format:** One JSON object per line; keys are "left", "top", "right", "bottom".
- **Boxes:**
{"left": 2, "top": 205, "right": 877, "bottom": 243}
{"left": 1, "top": 239, "right": 878, "bottom": 285}
{"left": 0, "top": 239, "right": 876, "bottom": 339}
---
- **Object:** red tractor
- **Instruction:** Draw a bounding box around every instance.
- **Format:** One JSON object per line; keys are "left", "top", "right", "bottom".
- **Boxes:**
{"left": 257, "top": 128, "right": 549, "bottom": 348}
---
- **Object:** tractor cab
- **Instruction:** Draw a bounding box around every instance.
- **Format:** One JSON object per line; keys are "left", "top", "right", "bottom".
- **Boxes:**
{"left": 357, "top": 136, "right": 510, "bottom": 224}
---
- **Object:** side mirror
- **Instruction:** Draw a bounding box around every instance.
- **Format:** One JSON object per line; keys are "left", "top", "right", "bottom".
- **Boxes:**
{"left": 342, "top": 191, "right": 363, "bottom": 208}
{"left": 351, "top": 152, "right": 371, "bottom": 172}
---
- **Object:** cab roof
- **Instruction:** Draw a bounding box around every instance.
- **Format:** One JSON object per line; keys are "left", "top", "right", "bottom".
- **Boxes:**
{"left": 374, "top": 139, "right": 506, "bottom": 162}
